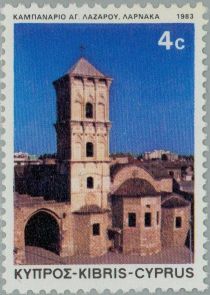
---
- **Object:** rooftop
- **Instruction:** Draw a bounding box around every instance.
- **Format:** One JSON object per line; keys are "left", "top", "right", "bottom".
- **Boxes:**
{"left": 114, "top": 178, "right": 159, "bottom": 197}
{"left": 74, "top": 204, "right": 109, "bottom": 214}
{"left": 161, "top": 195, "right": 190, "bottom": 209}
{"left": 69, "top": 57, "right": 107, "bottom": 78}
{"left": 14, "top": 193, "right": 54, "bottom": 207}
{"left": 179, "top": 180, "right": 194, "bottom": 194}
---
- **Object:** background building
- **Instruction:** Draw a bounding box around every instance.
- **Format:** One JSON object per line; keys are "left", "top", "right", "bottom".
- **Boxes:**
{"left": 144, "top": 150, "right": 179, "bottom": 161}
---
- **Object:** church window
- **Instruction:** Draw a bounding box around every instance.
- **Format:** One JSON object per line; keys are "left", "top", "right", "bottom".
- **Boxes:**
{"left": 99, "top": 79, "right": 106, "bottom": 85}
{"left": 87, "top": 77, "right": 94, "bottom": 82}
{"left": 92, "top": 223, "right": 100, "bottom": 236}
{"left": 86, "top": 103, "right": 93, "bottom": 118}
{"left": 86, "top": 142, "right": 94, "bottom": 157}
{"left": 128, "top": 213, "right": 136, "bottom": 227}
{"left": 87, "top": 177, "right": 94, "bottom": 189}
{"left": 175, "top": 216, "right": 182, "bottom": 228}
{"left": 74, "top": 76, "right": 83, "bottom": 81}
{"left": 145, "top": 212, "right": 151, "bottom": 227}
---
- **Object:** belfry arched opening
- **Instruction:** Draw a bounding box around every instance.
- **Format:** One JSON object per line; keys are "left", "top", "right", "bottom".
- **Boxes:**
{"left": 24, "top": 211, "right": 60, "bottom": 254}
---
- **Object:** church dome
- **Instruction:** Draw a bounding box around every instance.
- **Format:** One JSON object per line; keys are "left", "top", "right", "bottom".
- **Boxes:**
{"left": 114, "top": 178, "right": 159, "bottom": 197}
{"left": 162, "top": 195, "right": 190, "bottom": 209}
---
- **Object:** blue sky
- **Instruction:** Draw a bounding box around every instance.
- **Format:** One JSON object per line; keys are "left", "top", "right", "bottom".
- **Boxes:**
{"left": 14, "top": 23, "right": 194, "bottom": 155}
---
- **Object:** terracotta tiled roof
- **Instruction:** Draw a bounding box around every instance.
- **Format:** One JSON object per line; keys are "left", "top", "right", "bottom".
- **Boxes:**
{"left": 74, "top": 204, "right": 109, "bottom": 214}
{"left": 162, "top": 162, "right": 183, "bottom": 169}
{"left": 69, "top": 57, "right": 106, "bottom": 78}
{"left": 141, "top": 162, "right": 171, "bottom": 179}
{"left": 179, "top": 180, "right": 194, "bottom": 194}
{"left": 114, "top": 178, "right": 159, "bottom": 197}
{"left": 162, "top": 195, "right": 190, "bottom": 208}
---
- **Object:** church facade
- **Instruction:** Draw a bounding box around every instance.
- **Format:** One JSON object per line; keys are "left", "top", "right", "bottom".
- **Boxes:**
{"left": 14, "top": 57, "right": 191, "bottom": 264}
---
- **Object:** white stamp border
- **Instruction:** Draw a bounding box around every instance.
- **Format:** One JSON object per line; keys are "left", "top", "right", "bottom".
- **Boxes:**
{"left": 0, "top": 2, "right": 208, "bottom": 293}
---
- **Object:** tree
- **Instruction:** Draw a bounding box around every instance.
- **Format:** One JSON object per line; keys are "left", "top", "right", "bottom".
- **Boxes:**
{"left": 39, "top": 153, "right": 57, "bottom": 159}
{"left": 137, "top": 154, "right": 143, "bottom": 160}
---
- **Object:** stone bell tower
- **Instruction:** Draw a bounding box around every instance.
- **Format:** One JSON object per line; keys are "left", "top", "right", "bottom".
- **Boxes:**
{"left": 53, "top": 57, "right": 112, "bottom": 212}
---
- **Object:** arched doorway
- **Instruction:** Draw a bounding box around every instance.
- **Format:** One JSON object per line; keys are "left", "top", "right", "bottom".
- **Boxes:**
{"left": 25, "top": 211, "right": 60, "bottom": 254}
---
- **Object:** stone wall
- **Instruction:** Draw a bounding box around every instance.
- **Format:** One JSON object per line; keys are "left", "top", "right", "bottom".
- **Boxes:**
{"left": 14, "top": 200, "right": 74, "bottom": 264}
{"left": 73, "top": 212, "right": 109, "bottom": 257}
{"left": 15, "top": 199, "right": 110, "bottom": 264}
{"left": 161, "top": 205, "right": 191, "bottom": 247}
{"left": 122, "top": 196, "right": 161, "bottom": 255}
{"left": 111, "top": 197, "right": 123, "bottom": 228}
{"left": 70, "top": 162, "right": 110, "bottom": 211}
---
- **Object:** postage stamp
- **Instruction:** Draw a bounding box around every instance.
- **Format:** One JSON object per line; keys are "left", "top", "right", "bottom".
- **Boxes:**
{"left": 0, "top": 2, "right": 208, "bottom": 293}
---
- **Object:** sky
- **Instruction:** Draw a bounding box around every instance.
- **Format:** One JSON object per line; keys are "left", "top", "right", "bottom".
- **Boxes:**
{"left": 14, "top": 23, "right": 194, "bottom": 156}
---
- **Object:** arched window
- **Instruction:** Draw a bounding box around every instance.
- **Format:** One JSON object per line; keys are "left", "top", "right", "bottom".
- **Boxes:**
{"left": 86, "top": 142, "right": 94, "bottom": 157}
{"left": 87, "top": 177, "right": 94, "bottom": 189}
{"left": 86, "top": 103, "right": 93, "bottom": 118}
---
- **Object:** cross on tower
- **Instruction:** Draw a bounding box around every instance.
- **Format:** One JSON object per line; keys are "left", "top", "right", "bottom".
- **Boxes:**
{"left": 80, "top": 45, "right": 86, "bottom": 57}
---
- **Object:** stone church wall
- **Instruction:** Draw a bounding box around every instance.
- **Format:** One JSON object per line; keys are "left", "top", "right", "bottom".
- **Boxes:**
{"left": 161, "top": 206, "right": 191, "bottom": 247}
{"left": 73, "top": 212, "right": 109, "bottom": 257}
{"left": 70, "top": 162, "right": 110, "bottom": 211}
{"left": 122, "top": 196, "right": 161, "bottom": 255}
{"left": 14, "top": 201, "right": 74, "bottom": 264}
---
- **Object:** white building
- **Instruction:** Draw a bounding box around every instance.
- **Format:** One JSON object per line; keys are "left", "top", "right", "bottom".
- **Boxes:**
{"left": 144, "top": 150, "right": 178, "bottom": 161}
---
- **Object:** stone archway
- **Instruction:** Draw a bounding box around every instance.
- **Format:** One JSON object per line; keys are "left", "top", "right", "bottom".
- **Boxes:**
{"left": 24, "top": 210, "right": 60, "bottom": 254}
{"left": 111, "top": 165, "right": 160, "bottom": 194}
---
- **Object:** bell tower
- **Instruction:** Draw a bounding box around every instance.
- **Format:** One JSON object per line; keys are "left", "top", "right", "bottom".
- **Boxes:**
{"left": 53, "top": 57, "right": 112, "bottom": 211}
